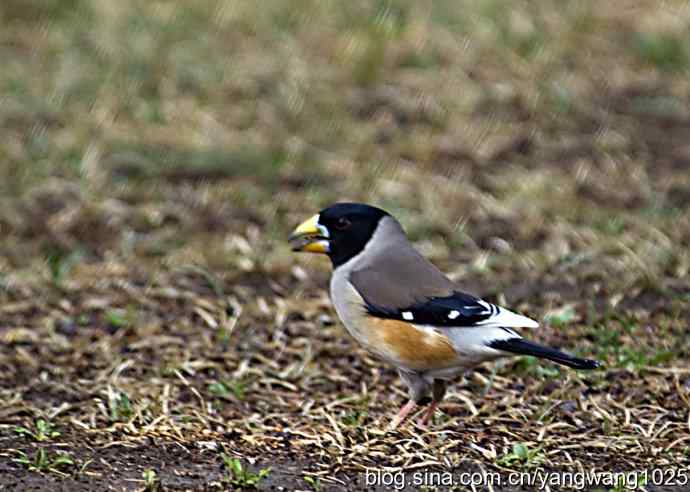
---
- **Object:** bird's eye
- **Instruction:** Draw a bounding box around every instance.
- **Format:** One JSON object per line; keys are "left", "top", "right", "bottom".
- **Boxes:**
{"left": 334, "top": 217, "right": 351, "bottom": 230}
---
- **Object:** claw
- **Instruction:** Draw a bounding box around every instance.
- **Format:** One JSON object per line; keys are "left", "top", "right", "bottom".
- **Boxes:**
{"left": 388, "top": 400, "right": 417, "bottom": 430}
{"left": 417, "top": 401, "right": 439, "bottom": 426}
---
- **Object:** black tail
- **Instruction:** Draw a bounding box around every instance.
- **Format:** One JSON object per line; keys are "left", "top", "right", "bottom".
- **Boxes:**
{"left": 489, "top": 338, "right": 601, "bottom": 370}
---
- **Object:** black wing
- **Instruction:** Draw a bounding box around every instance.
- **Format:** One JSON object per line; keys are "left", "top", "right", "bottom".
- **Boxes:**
{"left": 363, "top": 290, "right": 499, "bottom": 327}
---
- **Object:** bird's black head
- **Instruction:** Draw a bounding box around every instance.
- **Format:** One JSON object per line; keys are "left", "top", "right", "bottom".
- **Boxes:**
{"left": 289, "top": 203, "right": 389, "bottom": 268}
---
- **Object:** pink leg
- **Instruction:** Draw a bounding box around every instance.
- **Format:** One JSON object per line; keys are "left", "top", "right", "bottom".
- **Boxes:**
{"left": 418, "top": 401, "right": 439, "bottom": 425}
{"left": 388, "top": 400, "right": 417, "bottom": 430}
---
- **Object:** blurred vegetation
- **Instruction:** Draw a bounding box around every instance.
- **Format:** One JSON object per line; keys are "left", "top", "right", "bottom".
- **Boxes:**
{"left": 4, "top": 5, "right": 690, "bottom": 264}
{"left": 0, "top": 0, "right": 689, "bottom": 488}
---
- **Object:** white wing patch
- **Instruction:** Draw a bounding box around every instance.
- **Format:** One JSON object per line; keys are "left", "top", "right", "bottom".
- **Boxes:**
{"left": 448, "top": 310, "right": 460, "bottom": 319}
{"left": 475, "top": 304, "right": 539, "bottom": 329}
{"left": 476, "top": 300, "right": 494, "bottom": 315}
{"left": 402, "top": 311, "right": 414, "bottom": 321}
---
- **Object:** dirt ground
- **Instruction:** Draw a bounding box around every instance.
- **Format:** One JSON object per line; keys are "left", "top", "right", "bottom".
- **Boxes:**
{"left": 1, "top": 1, "right": 690, "bottom": 491}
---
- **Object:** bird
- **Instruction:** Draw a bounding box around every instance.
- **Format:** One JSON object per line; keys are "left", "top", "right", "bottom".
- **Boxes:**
{"left": 289, "top": 203, "right": 600, "bottom": 429}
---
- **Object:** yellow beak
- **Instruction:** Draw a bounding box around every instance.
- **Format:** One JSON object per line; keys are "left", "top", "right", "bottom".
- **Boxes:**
{"left": 289, "top": 214, "right": 330, "bottom": 253}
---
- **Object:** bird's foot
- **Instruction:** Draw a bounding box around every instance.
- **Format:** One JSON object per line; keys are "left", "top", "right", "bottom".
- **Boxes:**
{"left": 387, "top": 400, "right": 417, "bottom": 431}
{"left": 417, "top": 401, "right": 439, "bottom": 426}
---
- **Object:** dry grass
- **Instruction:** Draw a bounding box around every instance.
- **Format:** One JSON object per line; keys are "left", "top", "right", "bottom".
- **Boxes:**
{"left": 0, "top": 0, "right": 689, "bottom": 490}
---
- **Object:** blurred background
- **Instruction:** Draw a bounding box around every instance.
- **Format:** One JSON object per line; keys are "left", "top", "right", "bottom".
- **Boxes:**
{"left": 0, "top": 0, "right": 689, "bottom": 487}
{"left": 1, "top": 0, "right": 689, "bottom": 278}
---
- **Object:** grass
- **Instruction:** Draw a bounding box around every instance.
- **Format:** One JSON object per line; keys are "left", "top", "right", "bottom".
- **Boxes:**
{"left": 303, "top": 474, "right": 323, "bottom": 492}
{"left": 496, "top": 443, "right": 545, "bottom": 469}
{"left": 0, "top": 0, "right": 689, "bottom": 490}
{"left": 208, "top": 380, "right": 248, "bottom": 401}
{"left": 632, "top": 31, "right": 689, "bottom": 72}
{"left": 13, "top": 419, "right": 61, "bottom": 443}
{"left": 107, "top": 388, "right": 135, "bottom": 423}
{"left": 13, "top": 449, "right": 75, "bottom": 476}
{"left": 142, "top": 469, "right": 160, "bottom": 492}
{"left": 221, "top": 454, "right": 271, "bottom": 489}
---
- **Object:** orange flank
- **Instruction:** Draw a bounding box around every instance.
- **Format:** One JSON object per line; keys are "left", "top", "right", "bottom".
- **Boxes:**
{"left": 367, "top": 318, "right": 458, "bottom": 371}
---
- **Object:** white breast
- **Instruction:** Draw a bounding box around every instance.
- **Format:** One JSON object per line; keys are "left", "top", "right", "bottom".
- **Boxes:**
{"left": 330, "top": 270, "right": 370, "bottom": 342}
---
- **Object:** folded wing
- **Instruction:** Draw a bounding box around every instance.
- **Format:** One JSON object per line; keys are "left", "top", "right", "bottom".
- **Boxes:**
{"left": 362, "top": 290, "right": 539, "bottom": 329}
